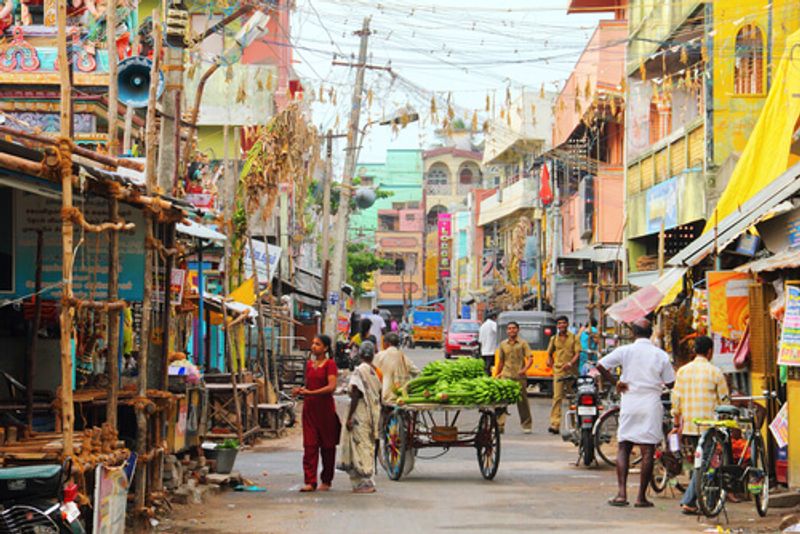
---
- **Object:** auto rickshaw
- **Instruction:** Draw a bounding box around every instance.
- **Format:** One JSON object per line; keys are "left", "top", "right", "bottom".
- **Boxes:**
{"left": 493, "top": 311, "right": 556, "bottom": 396}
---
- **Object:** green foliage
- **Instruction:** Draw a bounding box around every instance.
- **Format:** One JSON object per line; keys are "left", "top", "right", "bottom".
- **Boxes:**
{"left": 347, "top": 242, "right": 391, "bottom": 297}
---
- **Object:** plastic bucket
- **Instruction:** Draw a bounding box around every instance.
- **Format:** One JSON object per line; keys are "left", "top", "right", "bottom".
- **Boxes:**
{"left": 204, "top": 447, "right": 238, "bottom": 474}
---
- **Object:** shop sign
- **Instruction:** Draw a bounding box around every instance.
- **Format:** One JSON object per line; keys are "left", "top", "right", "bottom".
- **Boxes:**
{"left": 778, "top": 284, "right": 800, "bottom": 366}
{"left": 244, "top": 240, "right": 282, "bottom": 282}
{"left": 769, "top": 402, "right": 789, "bottom": 448}
{"left": 706, "top": 271, "right": 750, "bottom": 340}
{"left": 645, "top": 177, "right": 678, "bottom": 234}
{"left": 438, "top": 213, "right": 452, "bottom": 280}
{"left": 154, "top": 268, "right": 186, "bottom": 305}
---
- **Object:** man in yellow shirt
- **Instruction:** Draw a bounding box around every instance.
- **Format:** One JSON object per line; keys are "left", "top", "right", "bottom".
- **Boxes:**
{"left": 495, "top": 322, "right": 533, "bottom": 433}
{"left": 546, "top": 315, "right": 580, "bottom": 434}
{"left": 672, "top": 335, "right": 729, "bottom": 514}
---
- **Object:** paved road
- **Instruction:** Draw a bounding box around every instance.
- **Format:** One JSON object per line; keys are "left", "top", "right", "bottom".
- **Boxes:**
{"left": 163, "top": 348, "right": 786, "bottom": 533}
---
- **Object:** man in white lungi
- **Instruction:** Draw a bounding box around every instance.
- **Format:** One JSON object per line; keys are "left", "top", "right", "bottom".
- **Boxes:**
{"left": 597, "top": 318, "right": 675, "bottom": 508}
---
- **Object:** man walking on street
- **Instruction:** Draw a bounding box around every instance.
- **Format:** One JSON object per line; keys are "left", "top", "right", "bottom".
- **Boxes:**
{"left": 479, "top": 312, "right": 498, "bottom": 375}
{"left": 494, "top": 321, "right": 533, "bottom": 433}
{"left": 546, "top": 316, "right": 579, "bottom": 435}
{"left": 368, "top": 308, "right": 387, "bottom": 349}
{"left": 374, "top": 332, "right": 420, "bottom": 405}
{"left": 597, "top": 318, "right": 675, "bottom": 508}
{"left": 671, "top": 335, "right": 729, "bottom": 514}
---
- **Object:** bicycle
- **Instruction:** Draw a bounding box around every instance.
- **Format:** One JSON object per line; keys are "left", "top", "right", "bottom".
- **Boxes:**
{"left": 693, "top": 394, "right": 774, "bottom": 518}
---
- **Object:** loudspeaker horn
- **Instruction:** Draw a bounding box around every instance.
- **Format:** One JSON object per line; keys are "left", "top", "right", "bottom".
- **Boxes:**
{"left": 117, "top": 56, "right": 164, "bottom": 108}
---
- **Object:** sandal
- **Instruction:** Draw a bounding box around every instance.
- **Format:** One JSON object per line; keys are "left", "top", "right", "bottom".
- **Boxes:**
{"left": 299, "top": 485, "right": 316, "bottom": 492}
{"left": 634, "top": 501, "right": 654, "bottom": 508}
{"left": 608, "top": 497, "right": 629, "bottom": 507}
{"left": 680, "top": 505, "right": 698, "bottom": 515}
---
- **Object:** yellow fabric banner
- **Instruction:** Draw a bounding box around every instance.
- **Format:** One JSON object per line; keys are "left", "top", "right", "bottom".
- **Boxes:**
{"left": 706, "top": 28, "right": 800, "bottom": 228}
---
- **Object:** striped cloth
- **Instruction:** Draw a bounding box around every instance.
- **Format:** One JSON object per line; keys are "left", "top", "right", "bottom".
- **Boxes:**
{"left": 671, "top": 356, "right": 729, "bottom": 436}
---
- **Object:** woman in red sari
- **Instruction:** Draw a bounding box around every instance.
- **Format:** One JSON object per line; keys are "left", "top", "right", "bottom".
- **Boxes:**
{"left": 293, "top": 334, "right": 340, "bottom": 492}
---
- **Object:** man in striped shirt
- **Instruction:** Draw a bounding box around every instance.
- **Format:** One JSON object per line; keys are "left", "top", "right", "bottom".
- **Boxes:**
{"left": 671, "top": 335, "right": 730, "bottom": 514}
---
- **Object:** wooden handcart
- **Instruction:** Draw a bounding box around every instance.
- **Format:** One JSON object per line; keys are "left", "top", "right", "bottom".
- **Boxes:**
{"left": 380, "top": 403, "right": 505, "bottom": 481}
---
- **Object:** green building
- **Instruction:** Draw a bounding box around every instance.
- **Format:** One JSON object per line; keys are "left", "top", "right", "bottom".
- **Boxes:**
{"left": 350, "top": 149, "right": 424, "bottom": 240}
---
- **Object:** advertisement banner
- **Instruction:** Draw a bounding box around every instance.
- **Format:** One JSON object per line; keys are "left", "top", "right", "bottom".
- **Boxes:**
{"left": 778, "top": 284, "right": 800, "bottom": 366}
{"left": 14, "top": 191, "right": 145, "bottom": 300}
{"left": 437, "top": 213, "right": 452, "bottom": 280}
{"left": 243, "top": 240, "right": 282, "bottom": 282}
{"left": 93, "top": 463, "right": 130, "bottom": 534}
{"left": 706, "top": 271, "right": 750, "bottom": 340}
{"left": 154, "top": 269, "right": 186, "bottom": 305}
{"left": 769, "top": 403, "right": 789, "bottom": 448}
{"left": 645, "top": 177, "right": 678, "bottom": 234}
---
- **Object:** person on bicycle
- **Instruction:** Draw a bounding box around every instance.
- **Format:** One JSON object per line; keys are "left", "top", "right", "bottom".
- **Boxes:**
{"left": 597, "top": 318, "right": 675, "bottom": 508}
{"left": 671, "top": 335, "right": 730, "bottom": 515}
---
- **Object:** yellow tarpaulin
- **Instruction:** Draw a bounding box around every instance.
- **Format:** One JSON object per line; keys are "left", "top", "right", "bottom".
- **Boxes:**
{"left": 229, "top": 277, "right": 256, "bottom": 306}
{"left": 660, "top": 28, "right": 800, "bottom": 308}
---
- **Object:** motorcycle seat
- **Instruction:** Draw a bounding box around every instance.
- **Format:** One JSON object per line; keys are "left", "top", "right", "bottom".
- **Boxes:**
{"left": 0, "top": 464, "right": 61, "bottom": 481}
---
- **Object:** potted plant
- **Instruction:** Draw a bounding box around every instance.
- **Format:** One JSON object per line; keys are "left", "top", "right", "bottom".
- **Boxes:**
{"left": 203, "top": 439, "right": 239, "bottom": 474}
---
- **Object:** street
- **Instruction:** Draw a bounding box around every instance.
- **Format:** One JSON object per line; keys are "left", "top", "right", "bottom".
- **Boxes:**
{"left": 163, "top": 348, "right": 787, "bottom": 534}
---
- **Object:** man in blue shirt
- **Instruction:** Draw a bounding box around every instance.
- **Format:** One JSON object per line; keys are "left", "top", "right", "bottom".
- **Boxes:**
{"left": 579, "top": 318, "right": 599, "bottom": 375}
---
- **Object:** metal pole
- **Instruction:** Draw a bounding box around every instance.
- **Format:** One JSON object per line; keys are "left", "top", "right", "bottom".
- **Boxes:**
{"left": 323, "top": 16, "right": 371, "bottom": 335}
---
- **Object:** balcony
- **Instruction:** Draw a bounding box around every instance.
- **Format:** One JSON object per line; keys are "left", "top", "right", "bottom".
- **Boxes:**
{"left": 627, "top": 0, "right": 704, "bottom": 74}
{"left": 553, "top": 20, "right": 627, "bottom": 148}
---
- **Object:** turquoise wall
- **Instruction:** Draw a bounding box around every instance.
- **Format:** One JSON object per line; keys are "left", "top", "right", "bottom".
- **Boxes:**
{"left": 350, "top": 149, "right": 423, "bottom": 238}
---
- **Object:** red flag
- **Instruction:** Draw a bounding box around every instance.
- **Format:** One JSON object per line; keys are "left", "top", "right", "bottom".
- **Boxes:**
{"left": 540, "top": 163, "right": 553, "bottom": 206}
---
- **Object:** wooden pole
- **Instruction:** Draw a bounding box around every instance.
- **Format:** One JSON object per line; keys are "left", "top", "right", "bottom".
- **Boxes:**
{"left": 26, "top": 230, "right": 43, "bottom": 432}
{"left": 106, "top": 0, "right": 118, "bottom": 154}
{"left": 57, "top": 0, "right": 75, "bottom": 459}
{"left": 221, "top": 302, "right": 244, "bottom": 444}
{"left": 106, "top": 198, "right": 120, "bottom": 428}
{"left": 248, "top": 233, "right": 275, "bottom": 403}
{"left": 136, "top": 8, "right": 161, "bottom": 519}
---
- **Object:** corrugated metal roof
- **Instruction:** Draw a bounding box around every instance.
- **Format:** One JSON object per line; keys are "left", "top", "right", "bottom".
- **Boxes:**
{"left": 735, "top": 247, "right": 800, "bottom": 273}
{"left": 668, "top": 161, "right": 800, "bottom": 267}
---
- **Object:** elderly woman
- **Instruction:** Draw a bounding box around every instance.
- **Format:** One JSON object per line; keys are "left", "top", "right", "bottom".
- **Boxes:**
{"left": 337, "top": 340, "right": 382, "bottom": 493}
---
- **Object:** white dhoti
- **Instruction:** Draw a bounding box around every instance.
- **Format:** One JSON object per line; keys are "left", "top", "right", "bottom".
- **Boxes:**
{"left": 618, "top": 389, "right": 663, "bottom": 445}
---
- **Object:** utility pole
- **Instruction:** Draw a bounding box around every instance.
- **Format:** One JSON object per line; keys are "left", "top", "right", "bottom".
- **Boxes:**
{"left": 320, "top": 130, "right": 333, "bottom": 289}
{"left": 158, "top": 1, "right": 186, "bottom": 194}
{"left": 323, "top": 16, "right": 371, "bottom": 336}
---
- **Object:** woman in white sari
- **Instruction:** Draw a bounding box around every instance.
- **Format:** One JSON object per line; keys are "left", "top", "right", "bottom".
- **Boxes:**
{"left": 337, "top": 341, "right": 382, "bottom": 493}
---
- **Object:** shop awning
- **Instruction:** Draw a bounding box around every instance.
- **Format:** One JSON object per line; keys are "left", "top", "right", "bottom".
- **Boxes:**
{"left": 735, "top": 247, "right": 800, "bottom": 273}
{"left": 668, "top": 160, "right": 800, "bottom": 268}
{"left": 177, "top": 219, "right": 227, "bottom": 242}
{"left": 606, "top": 267, "right": 687, "bottom": 323}
{"left": 560, "top": 245, "right": 623, "bottom": 264}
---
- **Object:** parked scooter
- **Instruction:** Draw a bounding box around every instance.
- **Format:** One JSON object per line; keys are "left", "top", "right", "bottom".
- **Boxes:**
{"left": 560, "top": 366, "right": 602, "bottom": 467}
{"left": 0, "top": 459, "right": 86, "bottom": 533}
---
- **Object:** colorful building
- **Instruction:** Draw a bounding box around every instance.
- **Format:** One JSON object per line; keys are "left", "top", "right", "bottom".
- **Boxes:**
{"left": 350, "top": 149, "right": 424, "bottom": 241}
{"left": 624, "top": 0, "right": 800, "bottom": 286}
{"left": 373, "top": 208, "right": 425, "bottom": 315}
{"left": 546, "top": 0, "right": 627, "bottom": 326}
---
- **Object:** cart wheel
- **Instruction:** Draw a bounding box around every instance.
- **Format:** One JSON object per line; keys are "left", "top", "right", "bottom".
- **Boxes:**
{"left": 476, "top": 411, "right": 501, "bottom": 480}
{"left": 383, "top": 410, "right": 407, "bottom": 481}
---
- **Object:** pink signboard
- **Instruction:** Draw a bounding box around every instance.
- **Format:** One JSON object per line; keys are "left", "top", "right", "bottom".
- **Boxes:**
{"left": 438, "top": 213, "right": 452, "bottom": 280}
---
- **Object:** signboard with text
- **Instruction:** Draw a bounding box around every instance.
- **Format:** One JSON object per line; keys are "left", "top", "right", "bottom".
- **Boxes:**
{"left": 244, "top": 240, "right": 282, "bottom": 283}
{"left": 437, "top": 213, "right": 452, "bottom": 280}
{"left": 778, "top": 284, "right": 800, "bottom": 366}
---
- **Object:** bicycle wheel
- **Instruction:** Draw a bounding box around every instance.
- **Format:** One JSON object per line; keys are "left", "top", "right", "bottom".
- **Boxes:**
{"left": 650, "top": 446, "right": 669, "bottom": 493}
{"left": 594, "top": 407, "right": 621, "bottom": 466}
{"left": 476, "top": 411, "right": 501, "bottom": 480}
{"left": 751, "top": 435, "right": 769, "bottom": 517}
{"left": 382, "top": 410, "right": 407, "bottom": 481}
{"left": 695, "top": 428, "right": 729, "bottom": 518}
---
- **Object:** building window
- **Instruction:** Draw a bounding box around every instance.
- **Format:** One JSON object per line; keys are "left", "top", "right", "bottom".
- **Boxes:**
{"left": 359, "top": 176, "right": 374, "bottom": 187}
{"left": 734, "top": 24, "right": 764, "bottom": 95}
{"left": 649, "top": 97, "right": 671, "bottom": 144}
{"left": 427, "top": 166, "right": 449, "bottom": 185}
{"left": 459, "top": 167, "right": 474, "bottom": 185}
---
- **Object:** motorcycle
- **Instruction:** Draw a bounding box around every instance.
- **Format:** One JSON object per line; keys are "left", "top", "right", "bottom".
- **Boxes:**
{"left": 560, "top": 367, "right": 602, "bottom": 467}
{"left": 0, "top": 459, "right": 86, "bottom": 533}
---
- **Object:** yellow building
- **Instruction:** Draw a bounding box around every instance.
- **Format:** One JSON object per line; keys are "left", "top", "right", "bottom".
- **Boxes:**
{"left": 625, "top": 0, "right": 800, "bottom": 286}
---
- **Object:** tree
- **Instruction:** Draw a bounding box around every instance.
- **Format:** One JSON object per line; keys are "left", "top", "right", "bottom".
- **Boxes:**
{"left": 347, "top": 242, "right": 391, "bottom": 297}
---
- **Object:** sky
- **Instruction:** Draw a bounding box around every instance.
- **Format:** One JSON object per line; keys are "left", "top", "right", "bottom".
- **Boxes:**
{"left": 290, "top": 0, "right": 605, "bottom": 163}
